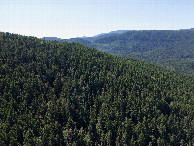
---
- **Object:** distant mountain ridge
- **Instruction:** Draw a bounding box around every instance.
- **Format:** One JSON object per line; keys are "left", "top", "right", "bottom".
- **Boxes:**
{"left": 42, "top": 37, "right": 62, "bottom": 41}
{"left": 41, "top": 29, "right": 194, "bottom": 74}
{"left": 79, "top": 30, "right": 133, "bottom": 41}
{"left": 62, "top": 29, "right": 194, "bottom": 74}
{"left": 41, "top": 30, "right": 131, "bottom": 42}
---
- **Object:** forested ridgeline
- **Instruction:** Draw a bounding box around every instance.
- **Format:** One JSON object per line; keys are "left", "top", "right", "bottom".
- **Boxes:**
{"left": 0, "top": 32, "right": 193, "bottom": 145}
{"left": 65, "top": 30, "right": 194, "bottom": 74}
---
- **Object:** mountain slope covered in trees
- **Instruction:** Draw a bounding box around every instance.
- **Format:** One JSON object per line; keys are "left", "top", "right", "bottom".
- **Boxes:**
{"left": 65, "top": 30, "right": 194, "bottom": 74}
{"left": 0, "top": 32, "right": 194, "bottom": 145}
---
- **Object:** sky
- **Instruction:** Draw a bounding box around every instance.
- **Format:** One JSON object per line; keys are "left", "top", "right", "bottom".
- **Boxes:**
{"left": 0, "top": 0, "right": 194, "bottom": 39}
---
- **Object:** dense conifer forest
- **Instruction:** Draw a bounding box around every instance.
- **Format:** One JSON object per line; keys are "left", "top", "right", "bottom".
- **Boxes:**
{"left": 65, "top": 30, "right": 194, "bottom": 74}
{"left": 0, "top": 32, "right": 194, "bottom": 145}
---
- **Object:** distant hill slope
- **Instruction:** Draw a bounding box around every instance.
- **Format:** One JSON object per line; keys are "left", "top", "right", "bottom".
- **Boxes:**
{"left": 65, "top": 30, "right": 194, "bottom": 74}
{"left": 42, "top": 37, "right": 62, "bottom": 41}
{"left": 80, "top": 30, "right": 131, "bottom": 41}
{"left": 0, "top": 32, "right": 193, "bottom": 145}
{"left": 41, "top": 30, "right": 130, "bottom": 42}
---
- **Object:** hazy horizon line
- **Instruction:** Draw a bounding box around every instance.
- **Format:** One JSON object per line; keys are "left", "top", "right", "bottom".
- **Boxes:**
{"left": 1, "top": 28, "right": 194, "bottom": 39}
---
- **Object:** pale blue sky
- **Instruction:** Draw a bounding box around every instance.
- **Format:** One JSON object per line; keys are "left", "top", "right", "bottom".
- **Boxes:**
{"left": 0, "top": 0, "right": 194, "bottom": 38}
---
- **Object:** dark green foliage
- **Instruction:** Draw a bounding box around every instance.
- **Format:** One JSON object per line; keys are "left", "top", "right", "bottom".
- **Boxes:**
{"left": 66, "top": 30, "right": 194, "bottom": 74}
{"left": 0, "top": 32, "right": 194, "bottom": 145}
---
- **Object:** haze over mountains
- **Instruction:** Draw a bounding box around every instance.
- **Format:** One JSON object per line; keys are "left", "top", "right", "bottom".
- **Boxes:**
{"left": 42, "top": 30, "right": 130, "bottom": 41}
{"left": 42, "top": 29, "right": 194, "bottom": 74}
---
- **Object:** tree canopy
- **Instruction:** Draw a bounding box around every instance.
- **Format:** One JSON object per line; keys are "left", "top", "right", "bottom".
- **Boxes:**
{"left": 0, "top": 32, "right": 193, "bottom": 145}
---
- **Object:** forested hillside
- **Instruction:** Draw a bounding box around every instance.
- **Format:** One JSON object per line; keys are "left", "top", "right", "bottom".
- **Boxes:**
{"left": 65, "top": 30, "right": 194, "bottom": 74}
{"left": 0, "top": 32, "right": 193, "bottom": 145}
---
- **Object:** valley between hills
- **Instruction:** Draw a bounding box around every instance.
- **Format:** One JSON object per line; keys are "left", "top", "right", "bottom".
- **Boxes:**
{"left": 56, "top": 29, "right": 194, "bottom": 75}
